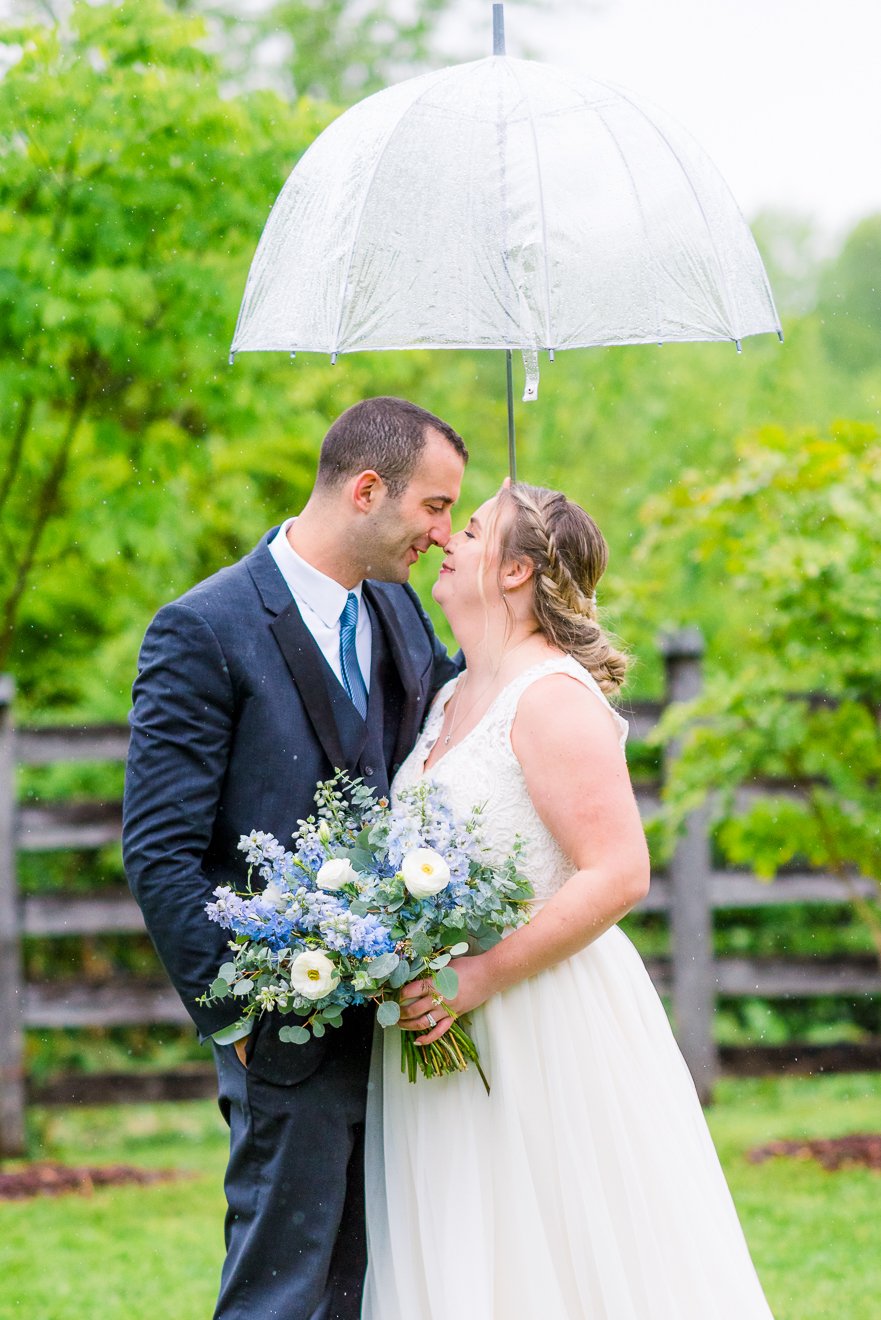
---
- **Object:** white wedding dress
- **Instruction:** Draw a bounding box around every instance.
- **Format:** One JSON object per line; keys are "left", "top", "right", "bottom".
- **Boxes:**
{"left": 362, "top": 656, "right": 774, "bottom": 1320}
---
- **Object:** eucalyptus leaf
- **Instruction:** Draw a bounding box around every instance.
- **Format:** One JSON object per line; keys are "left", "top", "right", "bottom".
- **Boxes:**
{"left": 343, "top": 847, "right": 375, "bottom": 872}
{"left": 278, "top": 1025, "right": 311, "bottom": 1045}
{"left": 376, "top": 999, "right": 401, "bottom": 1028}
{"left": 428, "top": 953, "right": 451, "bottom": 970}
{"left": 209, "top": 977, "right": 231, "bottom": 999}
{"left": 433, "top": 967, "right": 459, "bottom": 1000}
{"left": 449, "top": 942, "right": 470, "bottom": 956}
{"left": 367, "top": 952, "right": 400, "bottom": 978}
{"left": 218, "top": 963, "right": 238, "bottom": 983}
{"left": 388, "top": 959, "right": 411, "bottom": 990}
{"left": 232, "top": 979, "right": 253, "bottom": 996}
{"left": 311, "top": 1021, "right": 326, "bottom": 1038}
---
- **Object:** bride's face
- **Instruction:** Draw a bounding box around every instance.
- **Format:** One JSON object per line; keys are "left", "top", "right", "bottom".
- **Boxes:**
{"left": 431, "top": 495, "right": 506, "bottom": 613}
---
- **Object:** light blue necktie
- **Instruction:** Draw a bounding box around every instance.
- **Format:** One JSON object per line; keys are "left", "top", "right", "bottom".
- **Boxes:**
{"left": 339, "top": 591, "right": 368, "bottom": 719}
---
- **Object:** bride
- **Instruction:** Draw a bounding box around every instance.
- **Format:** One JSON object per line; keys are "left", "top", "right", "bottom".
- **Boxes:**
{"left": 362, "top": 482, "right": 774, "bottom": 1319}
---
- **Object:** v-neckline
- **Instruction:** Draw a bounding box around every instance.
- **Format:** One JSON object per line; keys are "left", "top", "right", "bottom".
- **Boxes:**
{"left": 419, "top": 657, "right": 568, "bottom": 777}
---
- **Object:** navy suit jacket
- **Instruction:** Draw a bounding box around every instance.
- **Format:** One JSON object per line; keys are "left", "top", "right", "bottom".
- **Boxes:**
{"left": 123, "top": 531, "right": 457, "bottom": 1053}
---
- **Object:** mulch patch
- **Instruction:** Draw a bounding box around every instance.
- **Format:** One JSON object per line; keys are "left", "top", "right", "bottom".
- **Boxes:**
{"left": 0, "top": 1161, "right": 188, "bottom": 1201}
{"left": 748, "top": 1133, "right": 881, "bottom": 1173}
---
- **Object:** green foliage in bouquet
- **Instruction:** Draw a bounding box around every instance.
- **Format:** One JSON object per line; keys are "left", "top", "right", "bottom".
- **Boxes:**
{"left": 200, "top": 773, "right": 534, "bottom": 1091}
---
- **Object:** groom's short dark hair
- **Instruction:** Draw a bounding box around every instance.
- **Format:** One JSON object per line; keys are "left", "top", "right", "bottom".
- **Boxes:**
{"left": 316, "top": 397, "right": 468, "bottom": 497}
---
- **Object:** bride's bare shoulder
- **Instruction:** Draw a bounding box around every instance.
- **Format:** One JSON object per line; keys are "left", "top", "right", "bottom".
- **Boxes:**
{"left": 511, "top": 669, "right": 623, "bottom": 760}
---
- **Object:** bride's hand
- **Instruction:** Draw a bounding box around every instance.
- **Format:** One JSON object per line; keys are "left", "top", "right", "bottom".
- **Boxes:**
{"left": 398, "top": 956, "right": 492, "bottom": 1045}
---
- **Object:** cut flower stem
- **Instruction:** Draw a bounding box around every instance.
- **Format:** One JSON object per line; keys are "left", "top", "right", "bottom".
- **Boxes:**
{"left": 400, "top": 1017, "right": 490, "bottom": 1095}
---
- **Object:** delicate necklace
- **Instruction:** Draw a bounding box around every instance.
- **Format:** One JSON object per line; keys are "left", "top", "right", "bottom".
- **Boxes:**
{"left": 441, "top": 636, "right": 536, "bottom": 748}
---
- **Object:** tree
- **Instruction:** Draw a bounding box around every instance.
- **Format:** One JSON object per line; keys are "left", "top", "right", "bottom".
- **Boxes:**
{"left": 817, "top": 214, "right": 881, "bottom": 375}
{"left": 219, "top": 0, "right": 453, "bottom": 103}
{"left": 0, "top": 0, "right": 338, "bottom": 708}
{"left": 632, "top": 421, "right": 881, "bottom": 960}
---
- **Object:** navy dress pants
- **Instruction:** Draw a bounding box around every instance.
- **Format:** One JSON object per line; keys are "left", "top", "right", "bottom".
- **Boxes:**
{"left": 212, "top": 1011, "right": 374, "bottom": 1320}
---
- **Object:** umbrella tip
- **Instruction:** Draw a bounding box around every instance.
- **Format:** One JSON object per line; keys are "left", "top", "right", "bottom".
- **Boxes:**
{"left": 735, "top": 339, "right": 743, "bottom": 354}
{"left": 777, "top": 329, "right": 785, "bottom": 343}
{"left": 229, "top": 351, "right": 236, "bottom": 366}
{"left": 493, "top": 3, "right": 506, "bottom": 55}
{"left": 331, "top": 352, "right": 338, "bottom": 366}
{"left": 290, "top": 352, "right": 297, "bottom": 361}
{"left": 548, "top": 349, "right": 555, "bottom": 363}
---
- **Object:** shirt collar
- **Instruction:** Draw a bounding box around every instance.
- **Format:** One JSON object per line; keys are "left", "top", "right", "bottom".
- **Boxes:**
{"left": 268, "top": 518, "right": 362, "bottom": 627}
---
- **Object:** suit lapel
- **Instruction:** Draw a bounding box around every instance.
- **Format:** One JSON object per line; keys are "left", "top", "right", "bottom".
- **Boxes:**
{"left": 251, "top": 532, "right": 426, "bottom": 775}
{"left": 270, "top": 600, "right": 367, "bottom": 774}
{"left": 363, "top": 582, "right": 426, "bottom": 771}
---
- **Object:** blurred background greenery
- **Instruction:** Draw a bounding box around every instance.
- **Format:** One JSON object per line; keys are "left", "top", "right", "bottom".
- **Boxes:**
{"left": 1, "top": 0, "right": 879, "bottom": 1089}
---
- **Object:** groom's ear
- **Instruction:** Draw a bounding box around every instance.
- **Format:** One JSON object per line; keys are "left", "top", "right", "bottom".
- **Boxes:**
{"left": 351, "top": 469, "right": 385, "bottom": 512}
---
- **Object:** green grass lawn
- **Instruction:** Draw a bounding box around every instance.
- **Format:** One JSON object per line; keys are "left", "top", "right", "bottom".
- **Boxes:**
{"left": 2, "top": 1073, "right": 879, "bottom": 1320}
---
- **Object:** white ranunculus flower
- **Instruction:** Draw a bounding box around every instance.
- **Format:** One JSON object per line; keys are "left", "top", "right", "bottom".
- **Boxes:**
{"left": 290, "top": 950, "right": 340, "bottom": 1000}
{"left": 401, "top": 848, "right": 451, "bottom": 899}
{"left": 316, "top": 857, "right": 359, "bottom": 891}
{"left": 261, "top": 881, "right": 289, "bottom": 912}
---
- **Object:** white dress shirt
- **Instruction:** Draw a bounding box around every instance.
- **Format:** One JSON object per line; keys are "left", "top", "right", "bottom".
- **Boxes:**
{"left": 268, "top": 518, "right": 372, "bottom": 691}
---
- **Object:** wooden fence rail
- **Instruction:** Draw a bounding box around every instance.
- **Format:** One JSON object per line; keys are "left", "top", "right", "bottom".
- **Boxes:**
{"left": 1, "top": 632, "right": 879, "bottom": 1155}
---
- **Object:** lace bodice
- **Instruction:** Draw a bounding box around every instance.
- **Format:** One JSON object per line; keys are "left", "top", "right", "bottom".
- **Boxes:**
{"left": 391, "top": 656, "right": 628, "bottom": 904}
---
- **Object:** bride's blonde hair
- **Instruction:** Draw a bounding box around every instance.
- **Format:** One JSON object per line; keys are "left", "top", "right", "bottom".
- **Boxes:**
{"left": 493, "top": 483, "right": 629, "bottom": 695}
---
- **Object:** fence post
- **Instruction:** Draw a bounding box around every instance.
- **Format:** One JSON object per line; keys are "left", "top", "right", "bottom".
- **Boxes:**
{"left": 660, "top": 630, "right": 719, "bottom": 1104}
{"left": 0, "top": 675, "right": 26, "bottom": 1156}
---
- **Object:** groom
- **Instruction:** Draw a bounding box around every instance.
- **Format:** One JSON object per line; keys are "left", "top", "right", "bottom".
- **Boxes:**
{"left": 123, "top": 397, "right": 467, "bottom": 1319}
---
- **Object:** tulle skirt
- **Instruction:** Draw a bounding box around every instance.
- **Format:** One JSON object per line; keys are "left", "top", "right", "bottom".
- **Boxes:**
{"left": 362, "top": 925, "right": 773, "bottom": 1320}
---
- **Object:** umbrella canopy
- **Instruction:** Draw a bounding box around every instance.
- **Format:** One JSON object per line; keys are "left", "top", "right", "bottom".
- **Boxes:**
{"left": 231, "top": 53, "right": 781, "bottom": 386}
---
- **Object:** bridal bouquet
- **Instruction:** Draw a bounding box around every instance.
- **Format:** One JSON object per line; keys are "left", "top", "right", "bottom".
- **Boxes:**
{"left": 200, "top": 772, "right": 533, "bottom": 1089}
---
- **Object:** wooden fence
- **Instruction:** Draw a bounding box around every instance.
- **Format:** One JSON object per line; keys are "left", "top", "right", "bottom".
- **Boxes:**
{"left": 1, "top": 631, "right": 880, "bottom": 1156}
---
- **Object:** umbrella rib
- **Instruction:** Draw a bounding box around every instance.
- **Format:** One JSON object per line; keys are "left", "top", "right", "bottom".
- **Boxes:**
{"left": 591, "top": 102, "right": 662, "bottom": 343}
{"left": 571, "top": 75, "right": 741, "bottom": 337}
{"left": 329, "top": 65, "right": 475, "bottom": 356}
{"left": 504, "top": 60, "right": 554, "bottom": 350}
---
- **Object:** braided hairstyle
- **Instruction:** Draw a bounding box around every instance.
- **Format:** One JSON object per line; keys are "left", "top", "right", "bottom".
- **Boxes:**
{"left": 496, "top": 483, "right": 629, "bottom": 694}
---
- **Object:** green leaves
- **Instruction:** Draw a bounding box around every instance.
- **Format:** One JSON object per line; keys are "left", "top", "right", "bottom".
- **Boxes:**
{"left": 278, "top": 1024, "right": 310, "bottom": 1044}
{"left": 366, "top": 952, "right": 399, "bottom": 979}
{"left": 432, "top": 967, "right": 458, "bottom": 1000}
{"left": 0, "top": 1, "right": 337, "bottom": 700}
{"left": 387, "top": 958, "right": 412, "bottom": 990}
{"left": 376, "top": 999, "right": 401, "bottom": 1028}
{"left": 638, "top": 422, "right": 881, "bottom": 953}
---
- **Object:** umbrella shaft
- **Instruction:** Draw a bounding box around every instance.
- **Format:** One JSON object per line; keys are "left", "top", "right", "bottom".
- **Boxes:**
{"left": 506, "top": 349, "right": 517, "bottom": 481}
{"left": 493, "top": 4, "right": 506, "bottom": 55}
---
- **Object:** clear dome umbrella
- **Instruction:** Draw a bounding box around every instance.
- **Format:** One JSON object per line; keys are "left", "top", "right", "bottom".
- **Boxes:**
{"left": 230, "top": 4, "right": 781, "bottom": 477}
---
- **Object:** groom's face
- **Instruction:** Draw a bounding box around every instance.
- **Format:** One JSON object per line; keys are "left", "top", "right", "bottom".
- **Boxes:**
{"left": 361, "top": 429, "right": 465, "bottom": 583}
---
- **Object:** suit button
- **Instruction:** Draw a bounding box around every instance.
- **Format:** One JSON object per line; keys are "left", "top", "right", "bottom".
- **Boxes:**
{"left": 364, "top": 765, "right": 374, "bottom": 777}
